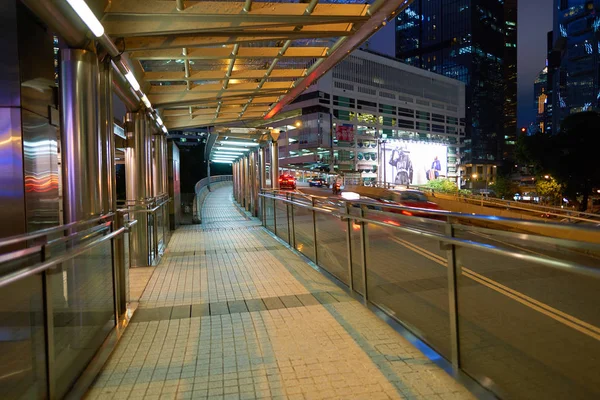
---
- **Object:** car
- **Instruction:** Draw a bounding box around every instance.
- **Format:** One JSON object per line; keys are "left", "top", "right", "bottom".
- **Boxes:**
{"left": 309, "top": 178, "right": 327, "bottom": 187}
{"left": 376, "top": 189, "right": 442, "bottom": 218}
{"left": 278, "top": 174, "right": 297, "bottom": 190}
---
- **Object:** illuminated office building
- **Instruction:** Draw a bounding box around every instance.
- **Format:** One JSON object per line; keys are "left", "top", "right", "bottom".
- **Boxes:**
{"left": 551, "top": 0, "right": 600, "bottom": 131}
{"left": 271, "top": 49, "right": 466, "bottom": 186}
{"left": 395, "top": 0, "right": 518, "bottom": 165}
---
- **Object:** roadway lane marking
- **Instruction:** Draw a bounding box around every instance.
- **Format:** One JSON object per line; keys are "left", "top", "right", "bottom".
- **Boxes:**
{"left": 390, "top": 237, "right": 600, "bottom": 341}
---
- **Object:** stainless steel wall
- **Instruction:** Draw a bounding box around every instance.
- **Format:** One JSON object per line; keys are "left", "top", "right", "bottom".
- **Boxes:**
{"left": 60, "top": 49, "right": 101, "bottom": 223}
{"left": 99, "top": 60, "right": 115, "bottom": 213}
{"left": 0, "top": 1, "right": 59, "bottom": 239}
{"left": 125, "top": 112, "right": 150, "bottom": 266}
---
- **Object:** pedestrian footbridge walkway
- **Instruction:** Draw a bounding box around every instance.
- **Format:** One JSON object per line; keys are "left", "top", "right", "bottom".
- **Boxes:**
{"left": 86, "top": 186, "right": 474, "bottom": 400}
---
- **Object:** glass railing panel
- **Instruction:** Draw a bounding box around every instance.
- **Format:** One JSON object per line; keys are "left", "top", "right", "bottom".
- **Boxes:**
{"left": 0, "top": 274, "right": 47, "bottom": 399}
{"left": 454, "top": 229, "right": 600, "bottom": 399}
{"left": 156, "top": 207, "right": 164, "bottom": 250}
{"left": 315, "top": 206, "right": 349, "bottom": 285}
{"left": 51, "top": 238, "right": 115, "bottom": 398}
{"left": 348, "top": 206, "right": 364, "bottom": 294}
{"left": 364, "top": 210, "right": 452, "bottom": 359}
{"left": 264, "top": 196, "right": 275, "bottom": 233}
{"left": 291, "top": 199, "right": 315, "bottom": 262}
{"left": 274, "top": 198, "right": 289, "bottom": 244}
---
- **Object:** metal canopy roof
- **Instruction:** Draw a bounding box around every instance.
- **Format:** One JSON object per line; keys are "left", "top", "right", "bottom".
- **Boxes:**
{"left": 101, "top": 0, "right": 411, "bottom": 131}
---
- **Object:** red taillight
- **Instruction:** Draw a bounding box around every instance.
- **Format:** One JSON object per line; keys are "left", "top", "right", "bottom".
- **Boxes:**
{"left": 401, "top": 210, "right": 413, "bottom": 216}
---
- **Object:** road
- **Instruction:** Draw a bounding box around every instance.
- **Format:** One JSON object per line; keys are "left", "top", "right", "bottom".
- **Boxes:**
{"left": 266, "top": 186, "right": 600, "bottom": 400}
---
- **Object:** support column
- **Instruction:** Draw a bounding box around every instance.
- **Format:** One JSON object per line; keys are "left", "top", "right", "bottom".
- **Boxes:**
{"left": 270, "top": 141, "right": 279, "bottom": 189}
{"left": 98, "top": 59, "right": 115, "bottom": 213}
{"left": 233, "top": 161, "right": 238, "bottom": 202}
{"left": 126, "top": 112, "right": 150, "bottom": 267}
{"left": 244, "top": 156, "right": 249, "bottom": 207}
{"left": 252, "top": 151, "right": 260, "bottom": 217}
{"left": 259, "top": 146, "right": 267, "bottom": 190}
{"left": 248, "top": 154, "right": 254, "bottom": 213}
{"left": 239, "top": 159, "right": 244, "bottom": 206}
{"left": 60, "top": 49, "right": 102, "bottom": 223}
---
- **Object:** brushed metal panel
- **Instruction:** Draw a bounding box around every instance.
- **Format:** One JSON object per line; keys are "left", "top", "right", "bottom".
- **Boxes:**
{"left": 0, "top": 108, "right": 26, "bottom": 240}
{"left": 0, "top": 1, "right": 20, "bottom": 108}
{"left": 22, "top": 109, "right": 60, "bottom": 232}
{"left": 17, "top": 1, "right": 55, "bottom": 117}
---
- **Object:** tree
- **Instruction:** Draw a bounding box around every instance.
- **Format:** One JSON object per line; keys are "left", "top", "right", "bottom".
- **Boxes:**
{"left": 489, "top": 175, "right": 519, "bottom": 199}
{"left": 424, "top": 178, "right": 459, "bottom": 193}
{"left": 536, "top": 177, "right": 563, "bottom": 206}
{"left": 517, "top": 111, "right": 600, "bottom": 211}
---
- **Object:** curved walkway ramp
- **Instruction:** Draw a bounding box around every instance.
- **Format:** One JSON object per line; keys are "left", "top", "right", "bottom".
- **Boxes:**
{"left": 87, "top": 186, "right": 476, "bottom": 400}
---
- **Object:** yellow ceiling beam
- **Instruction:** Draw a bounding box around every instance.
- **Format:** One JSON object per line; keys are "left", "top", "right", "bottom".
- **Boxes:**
{"left": 105, "top": 0, "right": 368, "bottom": 17}
{"left": 144, "top": 69, "right": 306, "bottom": 82}
{"left": 132, "top": 47, "right": 327, "bottom": 60}
{"left": 121, "top": 32, "right": 351, "bottom": 51}
{"left": 149, "top": 81, "right": 292, "bottom": 94}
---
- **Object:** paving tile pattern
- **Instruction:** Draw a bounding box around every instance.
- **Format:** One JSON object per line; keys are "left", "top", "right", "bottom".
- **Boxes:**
{"left": 87, "top": 185, "right": 475, "bottom": 400}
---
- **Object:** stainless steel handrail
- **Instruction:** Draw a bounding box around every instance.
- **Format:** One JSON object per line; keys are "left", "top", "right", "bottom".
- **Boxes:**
{"left": 413, "top": 187, "right": 600, "bottom": 223}
{"left": 260, "top": 191, "right": 600, "bottom": 278}
{"left": 260, "top": 191, "right": 600, "bottom": 236}
{"left": 0, "top": 227, "right": 126, "bottom": 289}
{"left": 0, "top": 213, "right": 115, "bottom": 249}
{"left": 118, "top": 198, "right": 171, "bottom": 214}
{"left": 262, "top": 192, "right": 600, "bottom": 250}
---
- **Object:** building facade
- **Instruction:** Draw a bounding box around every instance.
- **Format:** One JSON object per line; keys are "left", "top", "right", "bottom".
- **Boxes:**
{"left": 551, "top": 0, "right": 600, "bottom": 132}
{"left": 272, "top": 50, "right": 466, "bottom": 186}
{"left": 534, "top": 67, "right": 553, "bottom": 134}
{"left": 395, "top": 0, "right": 517, "bottom": 165}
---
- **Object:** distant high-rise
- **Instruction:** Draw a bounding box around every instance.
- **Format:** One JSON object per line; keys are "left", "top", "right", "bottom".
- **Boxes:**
{"left": 551, "top": 0, "right": 600, "bottom": 132}
{"left": 534, "top": 67, "right": 551, "bottom": 133}
{"left": 533, "top": 31, "right": 555, "bottom": 136}
{"left": 503, "top": 0, "right": 518, "bottom": 160}
{"left": 395, "top": 0, "right": 517, "bottom": 165}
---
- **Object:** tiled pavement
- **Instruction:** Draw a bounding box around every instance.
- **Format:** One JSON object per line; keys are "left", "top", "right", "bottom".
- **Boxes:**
{"left": 86, "top": 185, "right": 475, "bottom": 400}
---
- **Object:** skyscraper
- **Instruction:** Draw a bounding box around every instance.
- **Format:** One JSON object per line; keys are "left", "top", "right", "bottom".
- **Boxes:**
{"left": 395, "top": 0, "right": 517, "bottom": 165}
{"left": 551, "top": 0, "right": 600, "bottom": 132}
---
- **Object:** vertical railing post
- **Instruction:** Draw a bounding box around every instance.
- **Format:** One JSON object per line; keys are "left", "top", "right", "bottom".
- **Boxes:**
{"left": 289, "top": 193, "right": 296, "bottom": 249}
{"left": 445, "top": 217, "right": 460, "bottom": 372}
{"left": 312, "top": 197, "right": 318, "bottom": 264}
{"left": 345, "top": 202, "right": 353, "bottom": 292}
{"left": 273, "top": 195, "right": 277, "bottom": 236}
{"left": 359, "top": 206, "right": 369, "bottom": 304}
{"left": 41, "top": 254, "right": 55, "bottom": 400}
{"left": 113, "top": 212, "right": 127, "bottom": 316}
{"left": 153, "top": 208, "right": 159, "bottom": 260}
{"left": 286, "top": 192, "right": 291, "bottom": 244}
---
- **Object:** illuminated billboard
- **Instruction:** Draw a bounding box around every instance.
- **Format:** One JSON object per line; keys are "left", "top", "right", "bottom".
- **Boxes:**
{"left": 380, "top": 140, "right": 447, "bottom": 186}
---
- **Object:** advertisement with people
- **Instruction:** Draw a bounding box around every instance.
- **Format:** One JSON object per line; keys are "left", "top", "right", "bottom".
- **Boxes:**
{"left": 380, "top": 141, "right": 447, "bottom": 186}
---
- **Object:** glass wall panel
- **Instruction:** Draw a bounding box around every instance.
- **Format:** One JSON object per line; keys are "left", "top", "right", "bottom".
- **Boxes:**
{"left": 291, "top": 199, "right": 315, "bottom": 262}
{"left": 51, "top": 239, "right": 115, "bottom": 398}
{"left": 274, "top": 199, "right": 289, "bottom": 244}
{"left": 0, "top": 274, "right": 47, "bottom": 399}
{"left": 364, "top": 210, "right": 451, "bottom": 359}
{"left": 265, "top": 197, "right": 275, "bottom": 233}
{"left": 454, "top": 227, "right": 600, "bottom": 400}
{"left": 315, "top": 210, "right": 349, "bottom": 285}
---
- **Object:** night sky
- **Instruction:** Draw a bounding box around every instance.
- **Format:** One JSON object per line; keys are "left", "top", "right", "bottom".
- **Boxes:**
{"left": 367, "top": 0, "right": 555, "bottom": 129}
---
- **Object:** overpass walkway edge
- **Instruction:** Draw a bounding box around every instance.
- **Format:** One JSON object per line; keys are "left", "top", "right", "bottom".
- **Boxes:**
{"left": 86, "top": 185, "right": 482, "bottom": 400}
